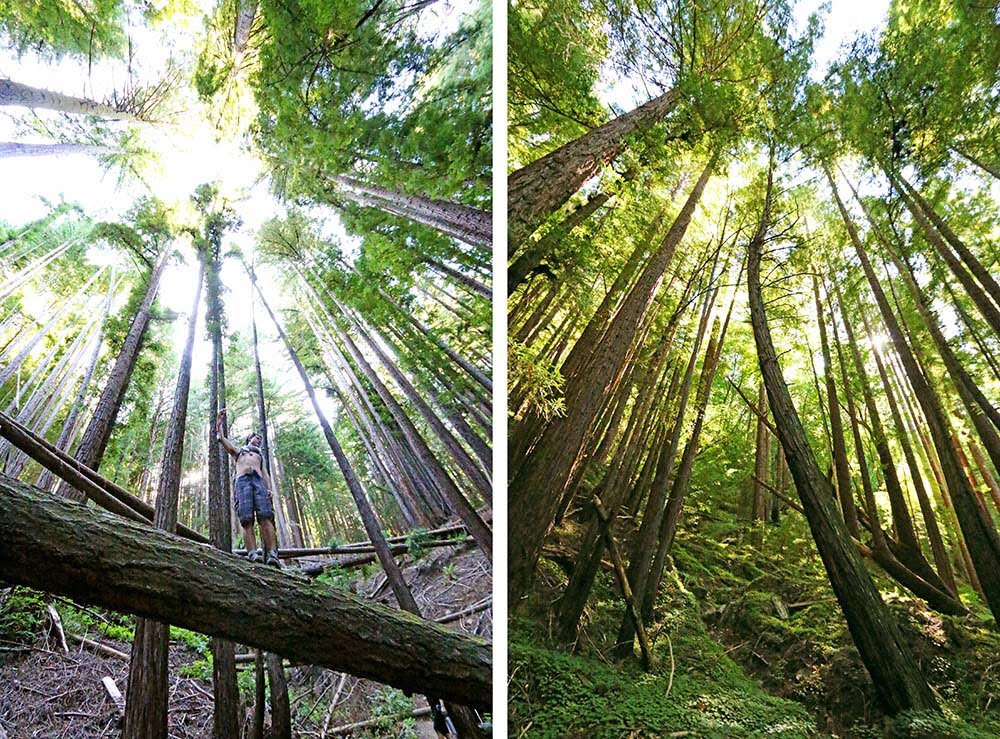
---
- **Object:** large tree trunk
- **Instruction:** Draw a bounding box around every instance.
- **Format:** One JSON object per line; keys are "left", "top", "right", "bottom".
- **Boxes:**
{"left": 0, "top": 473, "right": 491, "bottom": 706}
{"left": 507, "top": 87, "right": 679, "bottom": 247}
{"left": 508, "top": 153, "right": 717, "bottom": 605}
{"left": 232, "top": 0, "right": 258, "bottom": 55}
{"left": 507, "top": 191, "right": 611, "bottom": 291}
{"left": 0, "top": 79, "right": 139, "bottom": 120}
{"left": 204, "top": 244, "right": 240, "bottom": 739}
{"left": 123, "top": 249, "right": 205, "bottom": 739}
{"left": 748, "top": 158, "right": 938, "bottom": 715}
{"left": 332, "top": 176, "right": 491, "bottom": 251}
{"left": 831, "top": 167, "right": 1000, "bottom": 622}
{"left": 59, "top": 254, "right": 168, "bottom": 501}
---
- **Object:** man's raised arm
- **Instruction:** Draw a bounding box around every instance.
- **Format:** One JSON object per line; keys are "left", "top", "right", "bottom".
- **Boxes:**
{"left": 215, "top": 411, "right": 239, "bottom": 458}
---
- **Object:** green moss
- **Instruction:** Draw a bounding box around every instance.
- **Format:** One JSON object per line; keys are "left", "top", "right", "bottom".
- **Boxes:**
{"left": 510, "top": 569, "right": 815, "bottom": 738}
{"left": 889, "top": 710, "right": 997, "bottom": 739}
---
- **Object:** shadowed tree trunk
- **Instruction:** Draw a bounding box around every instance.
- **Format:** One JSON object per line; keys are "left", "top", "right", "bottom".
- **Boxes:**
{"left": 123, "top": 249, "right": 205, "bottom": 739}
{"left": 59, "top": 253, "right": 168, "bottom": 501}
{"left": 749, "top": 157, "right": 939, "bottom": 715}
{"left": 509, "top": 152, "right": 717, "bottom": 605}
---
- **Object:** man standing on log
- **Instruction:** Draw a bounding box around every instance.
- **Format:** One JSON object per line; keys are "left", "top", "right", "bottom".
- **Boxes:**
{"left": 216, "top": 410, "right": 280, "bottom": 567}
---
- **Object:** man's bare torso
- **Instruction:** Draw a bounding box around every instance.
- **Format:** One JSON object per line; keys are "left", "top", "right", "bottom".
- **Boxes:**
{"left": 234, "top": 447, "right": 264, "bottom": 479}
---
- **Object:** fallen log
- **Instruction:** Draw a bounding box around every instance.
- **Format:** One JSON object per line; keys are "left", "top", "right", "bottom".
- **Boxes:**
{"left": 69, "top": 633, "right": 130, "bottom": 661}
{"left": 0, "top": 412, "right": 207, "bottom": 544}
{"left": 327, "top": 706, "right": 434, "bottom": 736}
{"left": 241, "top": 538, "right": 472, "bottom": 560}
{"left": 0, "top": 474, "right": 491, "bottom": 707}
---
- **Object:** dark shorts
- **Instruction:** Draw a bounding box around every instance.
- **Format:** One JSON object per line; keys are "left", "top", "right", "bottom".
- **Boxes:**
{"left": 234, "top": 471, "right": 274, "bottom": 527}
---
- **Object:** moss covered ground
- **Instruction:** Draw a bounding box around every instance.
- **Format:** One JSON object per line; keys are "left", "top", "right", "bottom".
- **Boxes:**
{"left": 511, "top": 505, "right": 1000, "bottom": 738}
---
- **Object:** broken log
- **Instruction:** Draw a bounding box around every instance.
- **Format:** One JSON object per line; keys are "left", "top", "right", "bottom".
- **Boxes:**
{"left": 69, "top": 633, "right": 130, "bottom": 661}
{"left": 0, "top": 474, "right": 491, "bottom": 707}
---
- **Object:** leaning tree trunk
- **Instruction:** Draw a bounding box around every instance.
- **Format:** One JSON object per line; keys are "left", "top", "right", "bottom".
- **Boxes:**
{"left": 254, "top": 277, "right": 488, "bottom": 735}
{"left": 204, "top": 243, "right": 240, "bottom": 739}
{"left": 507, "top": 87, "right": 679, "bottom": 248}
{"left": 748, "top": 158, "right": 938, "bottom": 715}
{"left": 508, "top": 152, "right": 717, "bottom": 605}
{"left": 832, "top": 167, "right": 1000, "bottom": 621}
{"left": 0, "top": 79, "right": 139, "bottom": 120}
{"left": 123, "top": 249, "right": 205, "bottom": 739}
{"left": 507, "top": 191, "right": 611, "bottom": 290}
{"left": 0, "top": 473, "right": 491, "bottom": 706}
{"left": 332, "top": 176, "right": 492, "bottom": 251}
{"left": 813, "top": 276, "right": 860, "bottom": 538}
{"left": 59, "top": 253, "right": 168, "bottom": 501}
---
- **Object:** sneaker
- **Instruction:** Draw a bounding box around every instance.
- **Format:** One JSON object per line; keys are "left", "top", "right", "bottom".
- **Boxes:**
{"left": 248, "top": 549, "right": 264, "bottom": 563}
{"left": 265, "top": 550, "right": 281, "bottom": 568}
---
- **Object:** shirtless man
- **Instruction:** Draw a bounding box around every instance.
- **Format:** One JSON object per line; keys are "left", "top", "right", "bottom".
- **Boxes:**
{"left": 215, "top": 410, "right": 280, "bottom": 567}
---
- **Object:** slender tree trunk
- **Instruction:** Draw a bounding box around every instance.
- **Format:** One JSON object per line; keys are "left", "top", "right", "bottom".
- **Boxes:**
{"left": 508, "top": 87, "right": 679, "bottom": 247}
{"left": 508, "top": 153, "right": 717, "bottom": 605}
{"left": 0, "top": 79, "right": 139, "bottom": 120}
{"left": 123, "top": 249, "right": 205, "bottom": 739}
{"left": 252, "top": 277, "right": 487, "bottom": 735}
{"left": 814, "top": 276, "right": 860, "bottom": 537}
{"left": 885, "top": 167, "right": 1000, "bottom": 338}
{"left": 0, "top": 264, "right": 107, "bottom": 389}
{"left": 332, "top": 176, "right": 491, "bottom": 251}
{"left": 748, "top": 158, "right": 938, "bottom": 715}
{"left": 750, "top": 382, "right": 772, "bottom": 538}
{"left": 833, "top": 167, "right": 1000, "bottom": 621}
{"left": 0, "top": 141, "right": 122, "bottom": 158}
{"left": 59, "top": 254, "right": 168, "bottom": 501}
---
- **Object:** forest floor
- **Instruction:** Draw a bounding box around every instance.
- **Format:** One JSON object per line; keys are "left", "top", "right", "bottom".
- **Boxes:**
{"left": 0, "top": 536, "right": 490, "bottom": 738}
{"left": 510, "top": 505, "right": 1000, "bottom": 738}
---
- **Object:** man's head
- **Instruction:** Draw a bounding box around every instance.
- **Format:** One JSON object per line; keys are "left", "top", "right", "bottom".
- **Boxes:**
{"left": 246, "top": 432, "right": 262, "bottom": 448}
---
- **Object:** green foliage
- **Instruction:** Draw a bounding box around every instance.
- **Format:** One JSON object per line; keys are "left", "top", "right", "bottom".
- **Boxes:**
{"left": 170, "top": 626, "right": 210, "bottom": 654}
{"left": 317, "top": 565, "right": 356, "bottom": 592}
{"left": 361, "top": 687, "right": 417, "bottom": 739}
{"left": 0, "top": 0, "right": 127, "bottom": 59}
{"left": 0, "top": 588, "right": 46, "bottom": 644}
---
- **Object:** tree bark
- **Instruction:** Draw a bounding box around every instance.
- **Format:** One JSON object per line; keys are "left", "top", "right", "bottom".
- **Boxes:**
{"left": 0, "top": 79, "right": 139, "bottom": 120}
{"left": 204, "top": 242, "right": 240, "bottom": 739}
{"left": 508, "top": 152, "right": 717, "bottom": 605}
{"left": 124, "top": 248, "right": 205, "bottom": 739}
{"left": 0, "top": 472, "right": 491, "bottom": 706}
{"left": 748, "top": 158, "right": 938, "bottom": 715}
{"left": 507, "top": 87, "right": 679, "bottom": 247}
{"left": 59, "top": 253, "right": 168, "bottom": 501}
{"left": 507, "top": 191, "right": 611, "bottom": 291}
{"left": 332, "top": 176, "right": 491, "bottom": 251}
